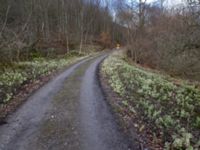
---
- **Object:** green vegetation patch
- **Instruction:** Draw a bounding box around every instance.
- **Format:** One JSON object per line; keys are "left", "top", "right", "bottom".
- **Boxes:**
{"left": 0, "top": 54, "right": 86, "bottom": 104}
{"left": 101, "top": 51, "right": 200, "bottom": 149}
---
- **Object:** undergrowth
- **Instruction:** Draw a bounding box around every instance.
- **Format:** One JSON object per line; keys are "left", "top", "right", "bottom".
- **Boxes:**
{"left": 0, "top": 53, "right": 86, "bottom": 104}
{"left": 101, "top": 51, "right": 200, "bottom": 150}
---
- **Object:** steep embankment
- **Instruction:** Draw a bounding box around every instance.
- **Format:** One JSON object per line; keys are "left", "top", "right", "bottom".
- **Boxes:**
{"left": 100, "top": 51, "right": 200, "bottom": 150}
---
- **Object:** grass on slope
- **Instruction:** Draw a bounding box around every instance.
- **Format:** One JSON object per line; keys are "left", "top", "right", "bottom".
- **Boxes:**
{"left": 0, "top": 52, "right": 86, "bottom": 104}
{"left": 101, "top": 51, "right": 200, "bottom": 150}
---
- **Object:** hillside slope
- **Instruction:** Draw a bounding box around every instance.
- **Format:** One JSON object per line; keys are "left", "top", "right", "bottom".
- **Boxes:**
{"left": 101, "top": 50, "right": 200, "bottom": 150}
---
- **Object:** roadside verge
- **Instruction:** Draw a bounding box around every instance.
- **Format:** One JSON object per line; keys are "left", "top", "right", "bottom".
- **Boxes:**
{"left": 0, "top": 53, "right": 95, "bottom": 123}
{"left": 99, "top": 50, "right": 200, "bottom": 150}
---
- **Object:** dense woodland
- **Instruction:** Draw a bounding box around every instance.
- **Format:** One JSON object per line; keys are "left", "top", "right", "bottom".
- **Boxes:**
{"left": 1, "top": 0, "right": 200, "bottom": 81}
{"left": 0, "top": 0, "right": 124, "bottom": 64}
{"left": 114, "top": 0, "right": 200, "bottom": 81}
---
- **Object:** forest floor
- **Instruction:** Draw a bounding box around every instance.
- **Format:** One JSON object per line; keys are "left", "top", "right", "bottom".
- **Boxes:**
{"left": 100, "top": 50, "right": 200, "bottom": 150}
{"left": 0, "top": 52, "right": 89, "bottom": 122}
{"left": 0, "top": 52, "right": 138, "bottom": 150}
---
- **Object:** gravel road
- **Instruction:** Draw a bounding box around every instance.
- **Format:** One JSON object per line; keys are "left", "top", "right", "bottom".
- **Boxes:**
{"left": 0, "top": 53, "right": 135, "bottom": 150}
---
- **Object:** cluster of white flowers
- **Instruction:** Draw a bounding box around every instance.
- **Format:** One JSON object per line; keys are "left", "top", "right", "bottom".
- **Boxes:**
{"left": 0, "top": 56, "right": 84, "bottom": 103}
{"left": 101, "top": 51, "right": 200, "bottom": 149}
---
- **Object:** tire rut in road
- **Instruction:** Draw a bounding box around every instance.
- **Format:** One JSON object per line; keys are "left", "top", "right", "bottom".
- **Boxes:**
{"left": 0, "top": 56, "right": 96, "bottom": 150}
{"left": 79, "top": 55, "right": 133, "bottom": 150}
{"left": 32, "top": 58, "right": 95, "bottom": 150}
{"left": 0, "top": 53, "right": 134, "bottom": 150}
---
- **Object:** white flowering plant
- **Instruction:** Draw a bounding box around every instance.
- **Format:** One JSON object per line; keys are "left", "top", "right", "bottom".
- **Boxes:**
{"left": 0, "top": 55, "right": 85, "bottom": 103}
{"left": 101, "top": 51, "right": 200, "bottom": 149}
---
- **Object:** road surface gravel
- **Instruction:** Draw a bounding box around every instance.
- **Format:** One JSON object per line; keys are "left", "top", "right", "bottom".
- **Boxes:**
{"left": 0, "top": 53, "right": 135, "bottom": 150}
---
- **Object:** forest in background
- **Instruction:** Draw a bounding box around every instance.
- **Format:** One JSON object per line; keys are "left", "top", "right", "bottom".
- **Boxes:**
{"left": 114, "top": 0, "right": 200, "bottom": 81}
{"left": 1, "top": 0, "right": 200, "bottom": 82}
{"left": 0, "top": 0, "right": 124, "bottom": 65}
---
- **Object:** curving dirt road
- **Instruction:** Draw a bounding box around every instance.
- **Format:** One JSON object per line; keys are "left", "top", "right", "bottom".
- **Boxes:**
{"left": 0, "top": 53, "right": 135, "bottom": 150}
